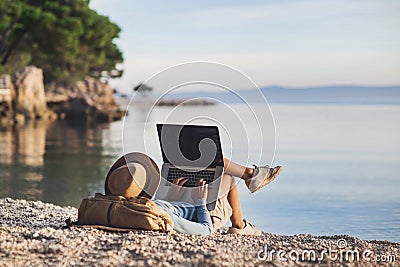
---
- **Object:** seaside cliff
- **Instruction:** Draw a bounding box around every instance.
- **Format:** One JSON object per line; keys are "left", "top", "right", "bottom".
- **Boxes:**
{"left": 1, "top": 198, "right": 398, "bottom": 266}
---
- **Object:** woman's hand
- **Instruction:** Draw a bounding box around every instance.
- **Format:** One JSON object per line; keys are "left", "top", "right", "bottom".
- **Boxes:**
{"left": 165, "top": 177, "right": 188, "bottom": 201}
{"left": 191, "top": 178, "right": 208, "bottom": 203}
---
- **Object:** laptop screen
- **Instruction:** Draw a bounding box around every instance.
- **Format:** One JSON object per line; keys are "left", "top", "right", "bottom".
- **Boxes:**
{"left": 157, "top": 124, "right": 224, "bottom": 168}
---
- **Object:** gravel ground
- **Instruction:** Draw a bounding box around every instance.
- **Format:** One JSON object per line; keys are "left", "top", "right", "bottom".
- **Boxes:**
{"left": 0, "top": 198, "right": 398, "bottom": 266}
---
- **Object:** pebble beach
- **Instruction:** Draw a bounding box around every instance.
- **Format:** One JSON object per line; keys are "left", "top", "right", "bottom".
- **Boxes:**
{"left": 1, "top": 198, "right": 398, "bottom": 266}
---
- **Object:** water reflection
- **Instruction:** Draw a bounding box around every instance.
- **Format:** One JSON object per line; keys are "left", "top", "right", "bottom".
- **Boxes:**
{"left": 0, "top": 121, "right": 47, "bottom": 167}
{"left": 0, "top": 120, "right": 121, "bottom": 207}
{"left": 1, "top": 121, "right": 49, "bottom": 202}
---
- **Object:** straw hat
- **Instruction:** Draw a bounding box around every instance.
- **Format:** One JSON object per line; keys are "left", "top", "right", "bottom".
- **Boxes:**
{"left": 105, "top": 152, "right": 160, "bottom": 198}
{"left": 107, "top": 163, "right": 147, "bottom": 198}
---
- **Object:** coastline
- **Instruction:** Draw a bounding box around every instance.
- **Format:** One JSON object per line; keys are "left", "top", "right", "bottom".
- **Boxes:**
{"left": 1, "top": 198, "right": 398, "bottom": 266}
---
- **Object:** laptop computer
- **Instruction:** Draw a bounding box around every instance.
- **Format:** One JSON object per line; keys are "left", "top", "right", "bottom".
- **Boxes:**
{"left": 156, "top": 123, "right": 224, "bottom": 210}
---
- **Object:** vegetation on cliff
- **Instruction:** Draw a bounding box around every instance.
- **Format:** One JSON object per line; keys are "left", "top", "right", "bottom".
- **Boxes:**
{"left": 0, "top": 0, "right": 123, "bottom": 84}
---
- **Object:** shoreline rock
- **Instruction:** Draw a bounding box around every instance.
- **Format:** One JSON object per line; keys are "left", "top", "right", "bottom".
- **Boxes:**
{"left": 0, "top": 66, "right": 126, "bottom": 125}
{"left": 45, "top": 77, "right": 126, "bottom": 123}
{"left": 0, "top": 74, "right": 14, "bottom": 124}
{"left": 1, "top": 198, "right": 398, "bottom": 266}
{"left": 1, "top": 67, "right": 56, "bottom": 125}
{"left": 13, "top": 67, "right": 50, "bottom": 119}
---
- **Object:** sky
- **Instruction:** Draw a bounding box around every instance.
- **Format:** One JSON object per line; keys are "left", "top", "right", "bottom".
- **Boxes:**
{"left": 90, "top": 0, "right": 400, "bottom": 92}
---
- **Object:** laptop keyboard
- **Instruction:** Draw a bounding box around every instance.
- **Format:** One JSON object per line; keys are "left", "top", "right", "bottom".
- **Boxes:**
{"left": 167, "top": 168, "right": 215, "bottom": 187}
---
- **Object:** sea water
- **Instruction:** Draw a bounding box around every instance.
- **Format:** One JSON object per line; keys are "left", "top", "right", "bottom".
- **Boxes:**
{"left": 0, "top": 103, "right": 399, "bottom": 242}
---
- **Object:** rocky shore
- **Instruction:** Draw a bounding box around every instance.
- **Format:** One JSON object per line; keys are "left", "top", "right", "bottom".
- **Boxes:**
{"left": 0, "top": 198, "right": 398, "bottom": 267}
{"left": 0, "top": 66, "right": 126, "bottom": 125}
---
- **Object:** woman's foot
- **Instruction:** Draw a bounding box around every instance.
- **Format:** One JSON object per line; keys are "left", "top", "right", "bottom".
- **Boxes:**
{"left": 227, "top": 219, "right": 262, "bottom": 236}
{"left": 245, "top": 165, "right": 282, "bottom": 193}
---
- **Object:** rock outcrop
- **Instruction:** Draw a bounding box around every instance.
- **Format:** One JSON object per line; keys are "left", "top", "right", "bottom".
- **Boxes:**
{"left": 0, "top": 74, "right": 15, "bottom": 123}
{"left": 13, "top": 66, "right": 55, "bottom": 121}
{"left": 46, "top": 77, "right": 126, "bottom": 122}
{"left": 0, "top": 66, "right": 125, "bottom": 125}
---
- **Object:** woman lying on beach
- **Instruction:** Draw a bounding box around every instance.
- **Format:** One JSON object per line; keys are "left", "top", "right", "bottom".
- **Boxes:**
{"left": 105, "top": 152, "right": 282, "bottom": 236}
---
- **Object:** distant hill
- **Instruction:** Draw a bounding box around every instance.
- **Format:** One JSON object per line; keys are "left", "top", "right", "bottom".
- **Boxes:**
{"left": 159, "top": 85, "right": 400, "bottom": 105}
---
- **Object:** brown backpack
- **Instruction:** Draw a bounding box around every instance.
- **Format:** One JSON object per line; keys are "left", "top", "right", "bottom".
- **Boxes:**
{"left": 68, "top": 193, "right": 174, "bottom": 233}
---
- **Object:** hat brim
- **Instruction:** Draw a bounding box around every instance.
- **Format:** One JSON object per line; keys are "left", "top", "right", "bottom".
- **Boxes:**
{"left": 105, "top": 152, "right": 160, "bottom": 197}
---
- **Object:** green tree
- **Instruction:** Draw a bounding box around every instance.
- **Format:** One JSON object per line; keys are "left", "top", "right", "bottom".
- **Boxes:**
{"left": 133, "top": 82, "right": 153, "bottom": 96}
{"left": 0, "top": 0, "right": 123, "bottom": 83}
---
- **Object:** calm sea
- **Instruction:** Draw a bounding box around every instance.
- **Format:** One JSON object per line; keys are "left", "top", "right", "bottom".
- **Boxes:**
{"left": 1, "top": 103, "right": 399, "bottom": 242}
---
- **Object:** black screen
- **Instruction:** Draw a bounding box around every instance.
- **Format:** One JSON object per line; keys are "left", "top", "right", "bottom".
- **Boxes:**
{"left": 157, "top": 124, "right": 224, "bottom": 168}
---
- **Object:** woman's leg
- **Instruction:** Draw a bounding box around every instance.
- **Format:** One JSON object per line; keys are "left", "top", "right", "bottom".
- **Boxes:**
{"left": 221, "top": 159, "right": 251, "bottom": 228}
{"left": 223, "top": 158, "right": 254, "bottom": 180}
{"left": 227, "top": 183, "right": 244, "bottom": 229}
{"left": 219, "top": 173, "right": 244, "bottom": 229}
